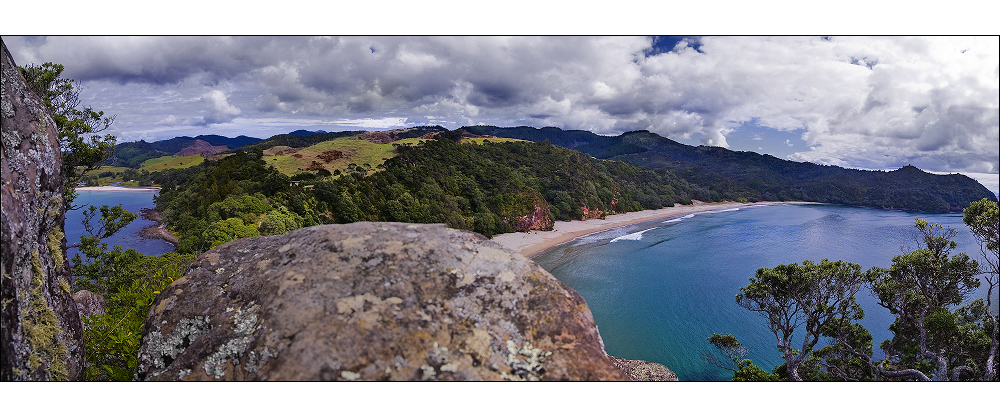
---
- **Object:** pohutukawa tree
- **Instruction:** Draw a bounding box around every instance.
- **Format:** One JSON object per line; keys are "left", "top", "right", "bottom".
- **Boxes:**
{"left": 840, "top": 219, "right": 984, "bottom": 381}
{"left": 735, "top": 259, "right": 872, "bottom": 381}
{"left": 726, "top": 210, "right": 999, "bottom": 382}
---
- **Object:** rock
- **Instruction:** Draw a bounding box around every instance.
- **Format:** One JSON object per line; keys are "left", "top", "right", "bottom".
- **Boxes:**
{"left": 1, "top": 39, "right": 84, "bottom": 381}
{"left": 137, "top": 222, "right": 633, "bottom": 381}
{"left": 608, "top": 356, "right": 679, "bottom": 381}
{"left": 513, "top": 203, "right": 554, "bottom": 232}
{"left": 73, "top": 290, "right": 106, "bottom": 319}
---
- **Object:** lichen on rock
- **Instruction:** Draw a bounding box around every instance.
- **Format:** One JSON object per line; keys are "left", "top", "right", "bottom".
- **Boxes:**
{"left": 136, "top": 222, "right": 643, "bottom": 381}
{"left": 1, "top": 39, "right": 83, "bottom": 381}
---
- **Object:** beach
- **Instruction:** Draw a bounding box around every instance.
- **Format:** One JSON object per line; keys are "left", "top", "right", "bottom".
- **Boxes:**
{"left": 75, "top": 185, "right": 160, "bottom": 191}
{"left": 491, "top": 201, "right": 807, "bottom": 257}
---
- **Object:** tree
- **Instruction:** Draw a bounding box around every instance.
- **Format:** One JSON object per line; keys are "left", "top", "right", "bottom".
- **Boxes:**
{"left": 963, "top": 199, "right": 999, "bottom": 380}
{"left": 19, "top": 62, "right": 116, "bottom": 208}
{"left": 869, "top": 220, "right": 982, "bottom": 380}
{"left": 702, "top": 333, "right": 778, "bottom": 381}
{"left": 820, "top": 219, "right": 991, "bottom": 381}
{"left": 736, "top": 259, "right": 871, "bottom": 381}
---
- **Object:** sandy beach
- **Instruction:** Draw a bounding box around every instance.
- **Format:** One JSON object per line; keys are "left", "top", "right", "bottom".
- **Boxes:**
{"left": 75, "top": 185, "right": 160, "bottom": 191}
{"left": 491, "top": 201, "right": 808, "bottom": 257}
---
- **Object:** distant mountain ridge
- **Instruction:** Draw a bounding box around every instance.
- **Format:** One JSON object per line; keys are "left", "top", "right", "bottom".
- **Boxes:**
{"left": 111, "top": 134, "right": 263, "bottom": 168}
{"left": 228, "top": 126, "right": 448, "bottom": 154}
{"left": 462, "top": 126, "right": 996, "bottom": 212}
{"left": 116, "top": 125, "right": 994, "bottom": 212}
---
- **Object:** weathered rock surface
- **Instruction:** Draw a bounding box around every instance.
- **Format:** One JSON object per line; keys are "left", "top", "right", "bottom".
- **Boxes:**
{"left": 1, "top": 39, "right": 84, "bottom": 381}
{"left": 609, "top": 356, "right": 679, "bottom": 381}
{"left": 73, "top": 290, "right": 106, "bottom": 319}
{"left": 137, "top": 222, "right": 636, "bottom": 381}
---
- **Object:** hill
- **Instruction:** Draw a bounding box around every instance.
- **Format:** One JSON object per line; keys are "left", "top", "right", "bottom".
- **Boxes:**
{"left": 229, "top": 126, "right": 448, "bottom": 154}
{"left": 110, "top": 134, "right": 262, "bottom": 168}
{"left": 462, "top": 126, "right": 996, "bottom": 212}
{"left": 152, "top": 133, "right": 716, "bottom": 253}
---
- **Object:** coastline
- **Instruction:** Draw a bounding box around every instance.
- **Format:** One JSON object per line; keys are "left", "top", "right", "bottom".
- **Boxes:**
{"left": 139, "top": 208, "right": 179, "bottom": 246}
{"left": 491, "top": 200, "right": 812, "bottom": 257}
{"left": 75, "top": 185, "right": 160, "bottom": 191}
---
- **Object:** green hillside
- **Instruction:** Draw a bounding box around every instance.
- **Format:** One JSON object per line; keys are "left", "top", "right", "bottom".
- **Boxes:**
{"left": 464, "top": 126, "right": 997, "bottom": 212}
{"left": 153, "top": 132, "right": 714, "bottom": 253}
{"left": 141, "top": 155, "right": 205, "bottom": 171}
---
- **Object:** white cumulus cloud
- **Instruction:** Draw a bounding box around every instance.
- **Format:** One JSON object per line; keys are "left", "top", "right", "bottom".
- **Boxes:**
{"left": 201, "top": 90, "right": 242, "bottom": 125}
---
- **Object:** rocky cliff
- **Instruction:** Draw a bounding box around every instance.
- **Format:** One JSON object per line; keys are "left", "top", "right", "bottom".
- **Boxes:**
{"left": 136, "top": 222, "right": 669, "bottom": 381}
{"left": 1, "top": 39, "right": 84, "bottom": 381}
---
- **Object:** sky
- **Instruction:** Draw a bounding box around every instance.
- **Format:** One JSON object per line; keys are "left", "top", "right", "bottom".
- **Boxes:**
{"left": 4, "top": 35, "right": 998, "bottom": 195}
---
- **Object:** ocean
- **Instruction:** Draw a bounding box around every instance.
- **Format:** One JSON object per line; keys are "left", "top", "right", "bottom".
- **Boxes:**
{"left": 532, "top": 203, "right": 997, "bottom": 381}
{"left": 65, "top": 187, "right": 174, "bottom": 260}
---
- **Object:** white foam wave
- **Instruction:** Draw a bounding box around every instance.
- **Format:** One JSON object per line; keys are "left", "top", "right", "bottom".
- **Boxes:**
{"left": 705, "top": 207, "right": 741, "bottom": 214}
{"left": 610, "top": 227, "right": 658, "bottom": 243}
{"left": 663, "top": 213, "right": 696, "bottom": 224}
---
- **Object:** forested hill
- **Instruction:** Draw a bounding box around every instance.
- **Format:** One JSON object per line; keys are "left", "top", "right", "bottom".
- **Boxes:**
{"left": 111, "top": 134, "right": 262, "bottom": 168}
{"left": 152, "top": 133, "right": 718, "bottom": 253}
{"left": 463, "top": 126, "right": 996, "bottom": 212}
{"left": 227, "top": 126, "right": 449, "bottom": 154}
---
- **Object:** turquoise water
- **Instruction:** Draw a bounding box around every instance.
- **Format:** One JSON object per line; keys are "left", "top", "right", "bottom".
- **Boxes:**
{"left": 65, "top": 188, "right": 174, "bottom": 260}
{"left": 532, "top": 204, "right": 996, "bottom": 381}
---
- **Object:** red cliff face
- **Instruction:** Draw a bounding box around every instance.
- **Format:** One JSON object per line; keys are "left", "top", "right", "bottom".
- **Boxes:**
{"left": 580, "top": 205, "right": 606, "bottom": 221}
{"left": 512, "top": 203, "right": 554, "bottom": 232}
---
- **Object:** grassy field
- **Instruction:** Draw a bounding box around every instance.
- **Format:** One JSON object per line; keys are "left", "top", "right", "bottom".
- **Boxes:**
{"left": 141, "top": 155, "right": 205, "bottom": 172}
{"left": 263, "top": 136, "right": 524, "bottom": 176}
{"left": 263, "top": 137, "right": 422, "bottom": 176}
{"left": 86, "top": 136, "right": 527, "bottom": 186}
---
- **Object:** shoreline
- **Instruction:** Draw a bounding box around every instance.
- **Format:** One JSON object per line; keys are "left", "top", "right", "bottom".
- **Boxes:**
{"left": 139, "top": 208, "right": 179, "bottom": 246}
{"left": 491, "top": 201, "right": 813, "bottom": 257}
{"left": 75, "top": 185, "right": 160, "bottom": 191}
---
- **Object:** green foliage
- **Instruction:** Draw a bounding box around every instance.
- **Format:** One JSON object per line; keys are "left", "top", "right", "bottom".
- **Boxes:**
{"left": 703, "top": 333, "right": 748, "bottom": 371}
{"left": 66, "top": 202, "right": 195, "bottom": 381}
{"left": 732, "top": 359, "right": 779, "bottom": 382}
{"left": 81, "top": 252, "right": 193, "bottom": 381}
{"left": 466, "top": 126, "right": 997, "bottom": 212}
{"left": 203, "top": 217, "right": 261, "bottom": 249}
{"left": 727, "top": 216, "right": 998, "bottom": 381}
{"left": 703, "top": 332, "right": 780, "bottom": 381}
{"left": 19, "top": 62, "right": 116, "bottom": 208}
{"left": 156, "top": 132, "right": 716, "bottom": 252}
{"left": 735, "top": 259, "right": 872, "bottom": 381}
{"left": 259, "top": 206, "right": 304, "bottom": 236}
{"left": 867, "top": 219, "right": 985, "bottom": 380}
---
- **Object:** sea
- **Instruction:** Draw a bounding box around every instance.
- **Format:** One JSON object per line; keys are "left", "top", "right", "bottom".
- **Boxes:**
{"left": 532, "top": 203, "right": 998, "bottom": 381}
{"left": 65, "top": 187, "right": 174, "bottom": 260}
{"left": 62, "top": 191, "right": 994, "bottom": 381}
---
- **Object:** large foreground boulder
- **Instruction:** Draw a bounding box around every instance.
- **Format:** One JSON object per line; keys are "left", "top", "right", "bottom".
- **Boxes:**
{"left": 137, "top": 222, "right": 637, "bottom": 381}
{"left": 1, "top": 39, "right": 83, "bottom": 381}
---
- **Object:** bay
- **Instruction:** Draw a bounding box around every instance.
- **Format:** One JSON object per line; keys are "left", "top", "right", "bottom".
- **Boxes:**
{"left": 65, "top": 187, "right": 174, "bottom": 260}
{"left": 532, "top": 203, "right": 996, "bottom": 381}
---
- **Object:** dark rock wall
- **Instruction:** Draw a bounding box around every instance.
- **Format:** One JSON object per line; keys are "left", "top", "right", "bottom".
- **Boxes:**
{"left": 137, "top": 222, "right": 636, "bottom": 381}
{"left": 1, "top": 39, "right": 84, "bottom": 381}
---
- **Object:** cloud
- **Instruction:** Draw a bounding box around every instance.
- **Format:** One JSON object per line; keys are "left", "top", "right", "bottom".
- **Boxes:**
{"left": 6, "top": 36, "right": 997, "bottom": 186}
{"left": 200, "top": 90, "right": 242, "bottom": 125}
